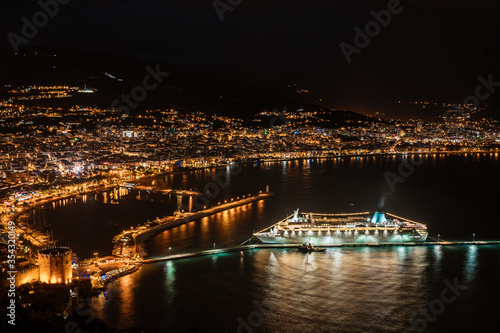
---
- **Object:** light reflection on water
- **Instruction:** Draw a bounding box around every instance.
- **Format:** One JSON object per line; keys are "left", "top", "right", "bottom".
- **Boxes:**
{"left": 164, "top": 261, "right": 176, "bottom": 309}
{"left": 30, "top": 156, "right": 500, "bottom": 331}
{"left": 91, "top": 246, "right": 500, "bottom": 333}
{"left": 433, "top": 245, "right": 443, "bottom": 271}
{"left": 464, "top": 245, "right": 477, "bottom": 282}
{"left": 37, "top": 155, "right": 500, "bottom": 259}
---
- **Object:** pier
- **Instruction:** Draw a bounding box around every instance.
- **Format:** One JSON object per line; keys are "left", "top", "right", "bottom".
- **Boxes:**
{"left": 122, "top": 184, "right": 201, "bottom": 196}
{"left": 106, "top": 194, "right": 500, "bottom": 283}
{"left": 112, "top": 191, "right": 274, "bottom": 257}
{"left": 142, "top": 240, "right": 500, "bottom": 264}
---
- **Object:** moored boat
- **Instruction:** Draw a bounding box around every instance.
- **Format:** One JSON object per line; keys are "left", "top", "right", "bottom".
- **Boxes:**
{"left": 298, "top": 243, "right": 326, "bottom": 252}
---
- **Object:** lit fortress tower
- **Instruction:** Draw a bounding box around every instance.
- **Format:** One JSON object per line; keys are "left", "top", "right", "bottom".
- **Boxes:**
{"left": 38, "top": 246, "right": 73, "bottom": 284}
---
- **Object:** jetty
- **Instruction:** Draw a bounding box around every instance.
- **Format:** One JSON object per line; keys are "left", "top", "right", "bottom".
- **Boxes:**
{"left": 121, "top": 184, "right": 201, "bottom": 196}
{"left": 142, "top": 240, "right": 500, "bottom": 264}
{"left": 112, "top": 191, "right": 274, "bottom": 257}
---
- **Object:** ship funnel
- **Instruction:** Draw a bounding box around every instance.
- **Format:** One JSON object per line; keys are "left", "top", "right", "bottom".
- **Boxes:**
{"left": 371, "top": 211, "right": 387, "bottom": 224}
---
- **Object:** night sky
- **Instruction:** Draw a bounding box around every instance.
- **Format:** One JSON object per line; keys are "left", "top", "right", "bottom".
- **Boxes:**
{"left": 1, "top": 0, "right": 500, "bottom": 118}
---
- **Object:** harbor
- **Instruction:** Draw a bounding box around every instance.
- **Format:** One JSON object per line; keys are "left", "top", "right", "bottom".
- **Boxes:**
{"left": 107, "top": 200, "right": 500, "bottom": 281}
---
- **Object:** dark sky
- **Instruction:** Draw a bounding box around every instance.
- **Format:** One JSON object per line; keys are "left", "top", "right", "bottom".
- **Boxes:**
{"left": 1, "top": 0, "right": 500, "bottom": 118}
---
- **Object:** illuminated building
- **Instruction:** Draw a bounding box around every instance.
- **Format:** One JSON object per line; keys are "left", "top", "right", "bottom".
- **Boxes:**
{"left": 38, "top": 246, "right": 73, "bottom": 284}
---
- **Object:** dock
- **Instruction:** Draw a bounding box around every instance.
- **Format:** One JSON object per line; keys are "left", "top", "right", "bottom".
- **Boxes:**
{"left": 142, "top": 240, "right": 500, "bottom": 264}
{"left": 113, "top": 191, "right": 275, "bottom": 257}
{"left": 122, "top": 184, "right": 201, "bottom": 196}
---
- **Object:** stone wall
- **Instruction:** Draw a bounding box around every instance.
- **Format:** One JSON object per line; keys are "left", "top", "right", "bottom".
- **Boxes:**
{"left": 15, "top": 265, "right": 40, "bottom": 286}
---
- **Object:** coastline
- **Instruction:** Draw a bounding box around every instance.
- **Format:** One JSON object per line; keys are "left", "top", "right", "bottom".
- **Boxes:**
{"left": 9, "top": 150, "right": 500, "bottom": 287}
{"left": 8, "top": 149, "right": 497, "bottom": 221}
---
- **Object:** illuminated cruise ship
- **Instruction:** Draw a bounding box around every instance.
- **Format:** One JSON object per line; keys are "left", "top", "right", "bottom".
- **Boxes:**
{"left": 254, "top": 209, "right": 428, "bottom": 244}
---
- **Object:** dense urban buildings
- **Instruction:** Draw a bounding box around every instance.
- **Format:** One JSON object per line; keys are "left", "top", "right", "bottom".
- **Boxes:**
{"left": 1, "top": 82, "right": 500, "bottom": 260}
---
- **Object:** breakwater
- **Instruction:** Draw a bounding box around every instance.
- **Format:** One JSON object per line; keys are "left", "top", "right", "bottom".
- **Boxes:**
{"left": 142, "top": 240, "right": 500, "bottom": 264}
{"left": 125, "top": 192, "right": 274, "bottom": 256}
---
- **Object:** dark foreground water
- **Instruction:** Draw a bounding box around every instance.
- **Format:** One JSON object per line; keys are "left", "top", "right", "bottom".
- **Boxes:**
{"left": 93, "top": 246, "right": 500, "bottom": 333}
{"left": 36, "top": 153, "right": 500, "bottom": 332}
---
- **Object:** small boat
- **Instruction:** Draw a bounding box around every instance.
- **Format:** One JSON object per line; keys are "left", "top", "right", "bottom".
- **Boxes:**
{"left": 298, "top": 243, "right": 326, "bottom": 253}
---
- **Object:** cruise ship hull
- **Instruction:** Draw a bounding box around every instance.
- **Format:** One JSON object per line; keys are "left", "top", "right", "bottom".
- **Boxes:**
{"left": 256, "top": 232, "right": 428, "bottom": 244}
{"left": 254, "top": 210, "right": 428, "bottom": 245}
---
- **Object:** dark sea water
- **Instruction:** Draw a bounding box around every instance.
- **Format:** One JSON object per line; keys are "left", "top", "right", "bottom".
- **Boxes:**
{"left": 39, "top": 153, "right": 500, "bottom": 332}
{"left": 95, "top": 246, "right": 500, "bottom": 333}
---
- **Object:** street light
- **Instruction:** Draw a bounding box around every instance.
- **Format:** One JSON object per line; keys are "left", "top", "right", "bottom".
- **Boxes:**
{"left": 473, "top": 233, "right": 475, "bottom": 242}
{"left": 213, "top": 243, "right": 216, "bottom": 250}
{"left": 168, "top": 247, "right": 172, "bottom": 255}
{"left": 437, "top": 234, "right": 440, "bottom": 243}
